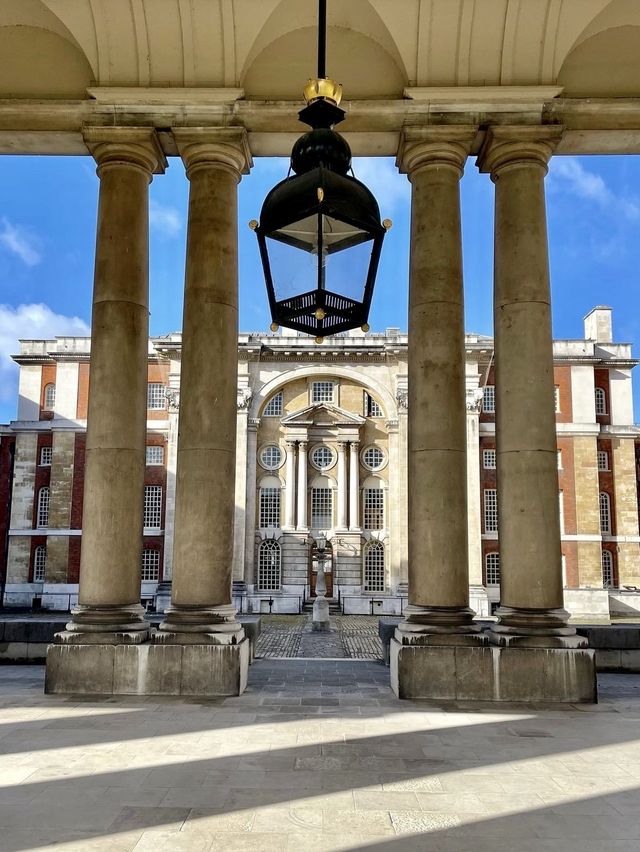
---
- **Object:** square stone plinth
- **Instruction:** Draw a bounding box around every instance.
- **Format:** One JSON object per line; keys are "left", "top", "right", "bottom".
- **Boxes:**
{"left": 45, "top": 638, "right": 249, "bottom": 696}
{"left": 390, "top": 639, "right": 597, "bottom": 702}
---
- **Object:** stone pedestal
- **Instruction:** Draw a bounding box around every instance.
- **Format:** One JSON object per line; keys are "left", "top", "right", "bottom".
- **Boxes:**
{"left": 312, "top": 597, "right": 330, "bottom": 632}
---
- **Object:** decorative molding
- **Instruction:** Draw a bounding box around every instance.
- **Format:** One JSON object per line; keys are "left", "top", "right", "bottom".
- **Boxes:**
{"left": 395, "top": 388, "right": 408, "bottom": 411}
{"left": 466, "top": 388, "right": 484, "bottom": 412}
{"left": 165, "top": 388, "right": 180, "bottom": 411}
{"left": 237, "top": 387, "right": 253, "bottom": 410}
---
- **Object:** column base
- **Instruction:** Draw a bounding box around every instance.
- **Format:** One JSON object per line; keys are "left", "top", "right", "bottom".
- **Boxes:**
{"left": 391, "top": 640, "right": 597, "bottom": 703}
{"left": 45, "top": 638, "right": 249, "bottom": 696}
{"left": 312, "top": 597, "right": 331, "bottom": 631}
{"left": 490, "top": 606, "right": 588, "bottom": 648}
{"left": 396, "top": 604, "right": 483, "bottom": 638}
{"left": 157, "top": 603, "right": 244, "bottom": 643}
{"left": 61, "top": 604, "right": 150, "bottom": 644}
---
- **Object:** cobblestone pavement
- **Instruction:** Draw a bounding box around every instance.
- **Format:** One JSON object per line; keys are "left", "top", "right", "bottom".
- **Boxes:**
{"left": 256, "top": 614, "right": 392, "bottom": 659}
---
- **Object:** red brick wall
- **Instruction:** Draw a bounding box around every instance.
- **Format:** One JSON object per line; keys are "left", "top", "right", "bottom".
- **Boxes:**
{"left": 39, "top": 364, "right": 56, "bottom": 421}
{"left": 554, "top": 365, "right": 573, "bottom": 424}
{"left": 595, "top": 369, "right": 611, "bottom": 427}
{"left": 147, "top": 363, "right": 170, "bottom": 421}
{"left": 76, "top": 363, "right": 90, "bottom": 419}
{"left": 0, "top": 435, "right": 16, "bottom": 590}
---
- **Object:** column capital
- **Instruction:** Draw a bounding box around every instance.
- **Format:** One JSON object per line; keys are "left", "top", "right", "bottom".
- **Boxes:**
{"left": 396, "top": 126, "right": 477, "bottom": 179}
{"left": 349, "top": 441, "right": 360, "bottom": 451}
{"left": 337, "top": 440, "right": 348, "bottom": 452}
{"left": 477, "top": 125, "right": 564, "bottom": 180}
{"left": 83, "top": 126, "right": 167, "bottom": 176}
{"left": 285, "top": 439, "right": 297, "bottom": 450}
{"left": 173, "top": 127, "right": 252, "bottom": 180}
{"left": 298, "top": 440, "right": 308, "bottom": 452}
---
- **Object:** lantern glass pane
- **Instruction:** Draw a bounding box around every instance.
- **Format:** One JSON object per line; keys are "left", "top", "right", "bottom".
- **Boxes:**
{"left": 267, "top": 232, "right": 318, "bottom": 301}
{"left": 324, "top": 237, "right": 374, "bottom": 303}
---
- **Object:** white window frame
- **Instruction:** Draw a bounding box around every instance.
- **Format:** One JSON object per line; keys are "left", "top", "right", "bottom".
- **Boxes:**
{"left": 557, "top": 449, "right": 562, "bottom": 470}
{"left": 258, "top": 540, "right": 282, "bottom": 591}
{"left": 37, "top": 487, "right": 50, "bottom": 529}
{"left": 259, "top": 486, "right": 281, "bottom": 529}
{"left": 595, "top": 387, "right": 607, "bottom": 415}
{"left": 263, "top": 392, "right": 283, "bottom": 417}
{"left": 311, "top": 381, "right": 335, "bottom": 404}
{"left": 143, "top": 485, "right": 162, "bottom": 530}
{"left": 485, "top": 552, "right": 500, "bottom": 586}
{"left": 311, "top": 487, "right": 333, "bottom": 529}
{"left": 554, "top": 385, "right": 561, "bottom": 413}
{"left": 364, "top": 392, "right": 383, "bottom": 418}
{"left": 39, "top": 446, "right": 53, "bottom": 467}
{"left": 482, "top": 385, "right": 495, "bottom": 414}
{"left": 597, "top": 450, "right": 609, "bottom": 471}
{"left": 146, "top": 445, "right": 164, "bottom": 466}
{"left": 363, "top": 487, "right": 385, "bottom": 531}
{"left": 599, "top": 492, "right": 611, "bottom": 535}
{"left": 483, "top": 488, "right": 498, "bottom": 533}
{"left": 259, "top": 444, "right": 284, "bottom": 471}
{"left": 310, "top": 445, "right": 336, "bottom": 471}
{"left": 33, "top": 545, "right": 46, "bottom": 582}
{"left": 602, "top": 549, "right": 614, "bottom": 589}
{"left": 141, "top": 549, "right": 160, "bottom": 581}
{"left": 361, "top": 445, "right": 386, "bottom": 472}
{"left": 559, "top": 490, "right": 564, "bottom": 536}
{"left": 147, "top": 383, "right": 167, "bottom": 410}
{"left": 363, "top": 541, "right": 385, "bottom": 592}
{"left": 43, "top": 383, "right": 56, "bottom": 410}
{"left": 482, "top": 449, "right": 496, "bottom": 469}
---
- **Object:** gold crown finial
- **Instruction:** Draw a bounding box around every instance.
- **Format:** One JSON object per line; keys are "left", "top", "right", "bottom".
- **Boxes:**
{"left": 303, "top": 77, "right": 343, "bottom": 106}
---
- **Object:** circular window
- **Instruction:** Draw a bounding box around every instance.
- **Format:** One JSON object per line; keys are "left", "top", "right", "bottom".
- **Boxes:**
{"left": 362, "top": 445, "right": 386, "bottom": 471}
{"left": 311, "top": 445, "right": 335, "bottom": 470}
{"left": 259, "top": 444, "right": 283, "bottom": 470}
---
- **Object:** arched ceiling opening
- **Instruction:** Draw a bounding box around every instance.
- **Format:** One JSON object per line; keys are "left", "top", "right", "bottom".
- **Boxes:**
{"left": 558, "top": 24, "right": 640, "bottom": 96}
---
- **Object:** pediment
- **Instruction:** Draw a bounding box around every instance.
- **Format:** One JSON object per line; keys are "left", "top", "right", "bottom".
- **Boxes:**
{"left": 281, "top": 403, "right": 365, "bottom": 428}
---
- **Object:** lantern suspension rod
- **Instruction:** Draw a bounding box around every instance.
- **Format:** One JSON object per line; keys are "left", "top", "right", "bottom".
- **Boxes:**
{"left": 317, "top": 0, "right": 326, "bottom": 79}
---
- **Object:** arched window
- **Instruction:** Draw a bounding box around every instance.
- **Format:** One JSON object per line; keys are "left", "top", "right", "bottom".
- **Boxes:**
{"left": 258, "top": 540, "right": 281, "bottom": 591}
{"left": 599, "top": 492, "right": 611, "bottom": 534}
{"left": 263, "top": 392, "right": 283, "bottom": 417}
{"left": 37, "top": 487, "right": 50, "bottom": 528}
{"left": 43, "top": 383, "right": 56, "bottom": 410}
{"left": 363, "top": 477, "right": 384, "bottom": 531}
{"left": 485, "top": 552, "right": 500, "bottom": 586}
{"left": 363, "top": 541, "right": 385, "bottom": 592}
{"left": 33, "top": 545, "right": 46, "bottom": 582}
{"left": 595, "top": 387, "right": 607, "bottom": 415}
{"left": 259, "top": 476, "right": 281, "bottom": 528}
{"left": 601, "top": 549, "right": 615, "bottom": 589}
{"left": 141, "top": 549, "right": 160, "bottom": 581}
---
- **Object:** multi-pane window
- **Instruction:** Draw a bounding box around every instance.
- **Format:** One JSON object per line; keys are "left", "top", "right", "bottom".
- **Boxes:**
{"left": 263, "top": 392, "right": 283, "bottom": 417}
{"left": 40, "top": 446, "right": 52, "bottom": 467}
{"left": 312, "top": 381, "right": 335, "bottom": 404}
{"left": 43, "top": 383, "right": 56, "bottom": 410}
{"left": 259, "top": 487, "right": 281, "bottom": 528}
{"left": 559, "top": 491, "right": 564, "bottom": 535}
{"left": 484, "top": 489, "right": 498, "bottom": 532}
{"left": 485, "top": 552, "right": 500, "bottom": 585}
{"left": 599, "top": 492, "right": 611, "bottom": 534}
{"left": 363, "top": 541, "right": 385, "bottom": 592}
{"left": 483, "top": 449, "right": 496, "bottom": 469}
{"left": 363, "top": 487, "right": 384, "bottom": 531}
{"left": 602, "top": 549, "right": 614, "bottom": 589}
{"left": 311, "top": 446, "right": 334, "bottom": 470}
{"left": 363, "top": 446, "right": 385, "bottom": 471}
{"left": 147, "top": 383, "right": 166, "bottom": 410}
{"left": 37, "top": 487, "right": 50, "bottom": 528}
{"left": 364, "top": 392, "right": 383, "bottom": 417}
{"left": 141, "top": 549, "right": 160, "bottom": 581}
{"left": 557, "top": 449, "right": 563, "bottom": 470}
{"left": 598, "top": 450, "right": 609, "bottom": 471}
{"left": 311, "top": 487, "right": 333, "bottom": 528}
{"left": 144, "top": 485, "right": 162, "bottom": 529}
{"left": 33, "top": 545, "right": 46, "bottom": 582}
{"left": 595, "top": 387, "right": 607, "bottom": 415}
{"left": 482, "top": 385, "right": 495, "bottom": 413}
{"left": 260, "top": 445, "right": 282, "bottom": 470}
{"left": 258, "top": 540, "right": 281, "bottom": 591}
{"left": 554, "top": 386, "right": 561, "bottom": 413}
{"left": 146, "top": 445, "right": 164, "bottom": 465}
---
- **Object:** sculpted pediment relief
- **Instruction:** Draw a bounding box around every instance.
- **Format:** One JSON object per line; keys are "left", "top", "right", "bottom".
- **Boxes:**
{"left": 281, "top": 403, "right": 365, "bottom": 428}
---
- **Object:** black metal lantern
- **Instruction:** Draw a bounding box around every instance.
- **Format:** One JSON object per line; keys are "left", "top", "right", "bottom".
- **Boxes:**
{"left": 251, "top": 0, "right": 390, "bottom": 340}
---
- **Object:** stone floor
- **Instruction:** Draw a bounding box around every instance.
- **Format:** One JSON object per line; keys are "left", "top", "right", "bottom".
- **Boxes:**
{"left": 0, "top": 663, "right": 640, "bottom": 851}
{"left": 256, "top": 614, "right": 387, "bottom": 659}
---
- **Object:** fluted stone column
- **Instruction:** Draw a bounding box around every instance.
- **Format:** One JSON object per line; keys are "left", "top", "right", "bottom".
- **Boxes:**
{"left": 159, "top": 128, "right": 251, "bottom": 641}
{"left": 65, "top": 128, "right": 166, "bottom": 641}
{"left": 396, "top": 127, "right": 481, "bottom": 638}
{"left": 337, "top": 441, "right": 348, "bottom": 530}
{"left": 284, "top": 440, "right": 297, "bottom": 529}
{"left": 349, "top": 441, "right": 360, "bottom": 530}
{"left": 478, "top": 126, "right": 584, "bottom": 646}
{"left": 297, "top": 441, "right": 308, "bottom": 530}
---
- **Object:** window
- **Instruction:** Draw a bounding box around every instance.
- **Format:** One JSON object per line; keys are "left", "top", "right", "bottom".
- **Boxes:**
{"left": 144, "top": 485, "right": 162, "bottom": 529}
{"left": 312, "top": 381, "right": 335, "bottom": 404}
{"left": 362, "top": 446, "right": 385, "bottom": 471}
{"left": 559, "top": 491, "right": 564, "bottom": 536}
{"left": 33, "top": 545, "right": 46, "bottom": 582}
{"left": 482, "top": 385, "right": 495, "bottom": 413}
{"left": 141, "top": 549, "right": 160, "bottom": 581}
{"left": 363, "top": 487, "right": 384, "bottom": 531}
{"left": 43, "top": 383, "right": 56, "bottom": 410}
{"left": 483, "top": 449, "right": 496, "bottom": 469}
{"left": 263, "top": 392, "right": 283, "bottom": 417}
{"left": 147, "top": 383, "right": 166, "bottom": 410}
{"left": 260, "top": 445, "right": 283, "bottom": 470}
{"left": 40, "top": 446, "right": 52, "bottom": 467}
{"left": 554, "top": 386, "right": 560, "bottom": 413}
{"left": 363, "top": 541, "right": 385, "bottom": 592}
{"left": 37, "top": 487, "right": 50, "bottom": 528}
{"left": 485, "top": 552, "right": 500, "bottom": 586}
{"left": 484, "top": 489, "right": 498, "bottom": 532}
{"left": 258, "top": 540, "right": 281, "bottom": 591}
{"left": 364, "top": 392, "right": 383, "bottom": 418}
{"left": 602, "top": 549, "right": 614, "bottom": 589}
{"left": 599, "top": 492, "right": 611, "bottom": 534}
{"left": 598, "top": 450, "right": 609, "bottom": 471}
{"left": 146, "top": 445, "right": 164, "bottom": 465}
{"left": 259, "top": 487, "right": 281, "bottom": 528}
{"left": 557, "top": 449, "right": 562, "bottom": 470}
{"left": 311, "top": 487, "right": 333, "bottom": 528}
{"left": 595, "top": 387, "right": 607, "bottom": 415}
{"left": 311, "top": 446, "right": 335, "bottom": 470}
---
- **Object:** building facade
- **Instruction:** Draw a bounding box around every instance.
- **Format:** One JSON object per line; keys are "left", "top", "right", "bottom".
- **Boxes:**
{"left": 1, "top": 305, "right": 639, "bottom": 622}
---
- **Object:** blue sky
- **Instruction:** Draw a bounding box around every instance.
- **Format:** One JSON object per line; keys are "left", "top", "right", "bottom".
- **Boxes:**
{"left": 0, "top": 151, "right": 639, "bottom": 423}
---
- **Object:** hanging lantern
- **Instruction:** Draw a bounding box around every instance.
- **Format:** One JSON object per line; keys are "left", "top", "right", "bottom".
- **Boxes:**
{"left": 252, "top": 0, "right": 390, "bottom": 340}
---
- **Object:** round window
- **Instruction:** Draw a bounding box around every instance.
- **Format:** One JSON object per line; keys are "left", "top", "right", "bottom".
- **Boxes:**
{"left": 260, "top": 444, "right": 283, "bottom": 470}
{"left": 362, "top": 446, "right": 385, "bottom": 471}
{"left": 311, "top": 446, "right": 335, "bottom": 470}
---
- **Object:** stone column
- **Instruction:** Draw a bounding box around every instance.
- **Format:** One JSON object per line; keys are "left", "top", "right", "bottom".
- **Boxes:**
{"left": 66, "top": 128, "right": 166, "bottom": 640}
{"left": 349, "top": 441, "right": 360, "bottom": 530}
{"left": 284, "top": 440, "right": 297, "bottom": 529}
{"left": 396, "top": 126, "right": 481, "bottom": 637}
{"left": 478, "top": 125, "right": 583, "bottom": 643}
{"left": 158, "top": 128, "right": 251, "bottom": 640}
{"left": 337, "top": 441, "right": 348, "bottom": 530}
{"left": 297, "top": 441, "right": 308, "bottom": 530}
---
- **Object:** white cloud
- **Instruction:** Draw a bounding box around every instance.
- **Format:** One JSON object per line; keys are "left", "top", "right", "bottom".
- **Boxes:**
{"left": 549, "top": 157, "right": 640, "bottom": 221}
{"left": 0, "top": 303, "right": 90, "bottom": 406}
{"left": 351, "top": 157, "right": 410, "bottom": 213}
{"left": 149, "top": 199, "right": 183, "bottom": 237}
{"left": 0, "top": 217, "right": 41, "bottom": 266}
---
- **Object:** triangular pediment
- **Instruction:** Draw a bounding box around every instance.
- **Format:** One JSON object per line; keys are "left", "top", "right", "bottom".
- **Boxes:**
{"left": 281, "top": 403, "right": 366, "bottom": 428}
